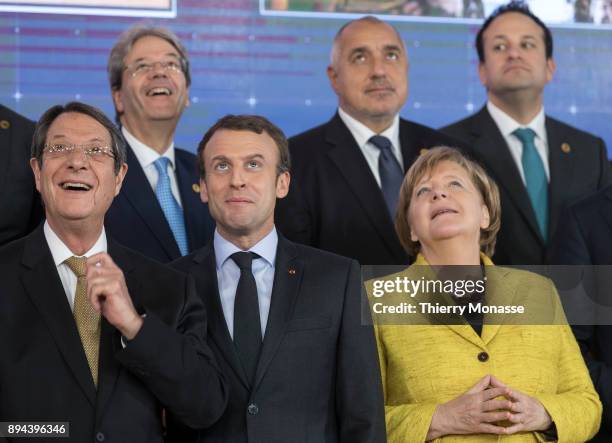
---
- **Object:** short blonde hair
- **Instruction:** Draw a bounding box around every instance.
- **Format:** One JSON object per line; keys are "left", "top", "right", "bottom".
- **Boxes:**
{"left": 395, "top": 146, "right": 501, "bottom": 257}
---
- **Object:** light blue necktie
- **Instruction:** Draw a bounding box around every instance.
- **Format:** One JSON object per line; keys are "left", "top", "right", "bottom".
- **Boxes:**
{"left": 153, "top": 157, "right": 189, "bottom": 256}
{"left": 513, "top": 128, "right": 548, "bottom": 241}
{"left": 370, "top": 135, "right": 404, "bottom": 219}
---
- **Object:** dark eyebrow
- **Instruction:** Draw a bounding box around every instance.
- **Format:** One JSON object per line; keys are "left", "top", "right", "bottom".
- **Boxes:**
{"left": 131, "top": 53, "right": 181, "bottom": 63}
{"left": 49, "top": 134, "right": 107, "bottom": 143}
{"left": 348, "top": 46, "right": 368, "bottom": 58}
{"left": 245, "top": 154, "right": 265, "bottom": 162}
{"left": 383, "top": 44, "right": 402, "bottom": 52}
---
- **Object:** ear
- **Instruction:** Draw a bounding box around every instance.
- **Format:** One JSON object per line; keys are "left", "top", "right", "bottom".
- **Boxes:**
{"left": 327, "top": 65, "right": 339, "bottom": 94}
{"left": 545, "top": 58, "right": 556, "bottom": 84}
{"left": 199, "top": 177, "right": 209, "bottom": 203}
{"left": 410, "top": 227, "right": 419, "bottom": 243}
{"left": 185, "top": 86, "right": 191, "bottom": 108}
{"left": 112, "top": 88, "right": 124, "bottom": 114}
{"left": 275, "top": 171, "right": 290, "bottom": 199}
{"left": 113, "top": 163, "right": 128, "bottom": 196}
{"left": 30, "top": 157, "right": 42, "bottom": 193}
{"left": 478, "top": 62, "right": 488, "bottom": 88}
{"left": 480, "top": 204, "right": 491, "bottom": 230}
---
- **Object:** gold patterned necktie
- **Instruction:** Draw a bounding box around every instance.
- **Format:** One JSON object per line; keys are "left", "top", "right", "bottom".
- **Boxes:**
{"left": 64, "top": 256, "right": 100, "bottom": 387}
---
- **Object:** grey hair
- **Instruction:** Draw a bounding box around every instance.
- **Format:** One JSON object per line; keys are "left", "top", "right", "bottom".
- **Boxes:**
{"left": 329, "top": 16, "right": 407, "bottom": 67}
{"left": 31, "top": 102, "right": 127, "bottom": 175}
{"left": 107, "top": 25, "right": 190, "bottom": 122}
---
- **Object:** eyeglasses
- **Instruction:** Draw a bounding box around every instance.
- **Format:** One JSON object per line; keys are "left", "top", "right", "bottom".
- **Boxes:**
{"left": 43, "top": 144, "right": 115, "bottom": 161}
{"left": 124, "top": 60, "right": 184, "bottom": 77}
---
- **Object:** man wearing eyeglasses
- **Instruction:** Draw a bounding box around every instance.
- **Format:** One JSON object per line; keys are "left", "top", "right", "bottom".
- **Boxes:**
{"left": 105, "top": 26, "right": 215, "bottom": 263}
{"left": 0, "top": 102, "right": 227, "bottom": 442}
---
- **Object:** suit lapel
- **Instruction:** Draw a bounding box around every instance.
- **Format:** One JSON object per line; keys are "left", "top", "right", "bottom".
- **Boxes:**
{"left": 0, "top": 108, "right": 14, "bottom": 194}
{"left": 600, "top": 189, "right": 612, "bottom": 233}
{"left": 469, "top": 107, "right": 544, "bottom": 244}
{"left": 547, "top": 118, "right": 575, "bottom": 239}
{"left": 20, "top": 227, "right": 97, "bottom": 406}
{"left": 480, "top": 266, "right": 516, "bottom": 345}
{"left": 253, "top": 237, "right": 302, "bottom": 390}
{"left": 175, "top": 154, "right": 207, "bottom": 253}
{"left": 191, "top": 246, "right": 251, "bottom": 390}
{"left": 325, "top": 114, "right": 406, "bottom": 261}
{"left": 94, "top": 240, "right": 138, "bottom": 421}
{"left": 121, "top": 146, "right": 181, "bottom": 259}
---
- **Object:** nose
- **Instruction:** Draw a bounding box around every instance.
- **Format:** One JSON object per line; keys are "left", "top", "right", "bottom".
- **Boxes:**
{"left": 507, "top": 43, "right": 521, "bottom": 59}
{"left": 149, "top": 61, "right": 168, "bottom": 78}
{"left": 371, "top": 55, "right": 387, "bottom": 78}
{"left": 229, "top": 167, "right": 246, "bottom": 188}
{"left": 431, "top": 188, "right": 447, "bottom": 201}
{"left": 65, "top": 147, "right": 89, "bottom": 170}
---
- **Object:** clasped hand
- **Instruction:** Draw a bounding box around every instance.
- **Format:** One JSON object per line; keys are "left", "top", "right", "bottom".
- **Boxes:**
{"left": 426, "top": 374, "right": 552, "bottom": 440}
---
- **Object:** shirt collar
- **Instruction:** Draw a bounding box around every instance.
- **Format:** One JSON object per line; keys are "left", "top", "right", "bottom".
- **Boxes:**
{"left": 487, "top": 101, "right": 547, "bottom": 142}
{"left": 122, "top": 126, "right": 176, "bottom": 170}
{"left": 214, "top": 227, "right": 278, "bottom": 270}
{"left": 44, "top": 220, "right": 108, "bottom": 266}
{"left": 338, "top": 107, "right": 400, "bottom": 149}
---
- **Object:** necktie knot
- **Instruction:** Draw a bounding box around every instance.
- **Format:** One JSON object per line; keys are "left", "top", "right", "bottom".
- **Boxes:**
{"left": 369, "top": 135, "right": 393, "bottom": 152}
{"left": 513, "top": 127, "right": 536, "bottom": 145}
{"left": 231, "top": 251, "right": 259, "bottom": 271}
{"left": 64, "top": 256, "right": 87, "bottom": 278}
{"left": 154, "top": 156, "right": 171, "bottom": 177}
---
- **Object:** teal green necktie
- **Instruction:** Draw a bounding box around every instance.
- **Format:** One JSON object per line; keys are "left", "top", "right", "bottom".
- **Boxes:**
{"left": 513, "top": 128, "right": 548, "bottom": 241}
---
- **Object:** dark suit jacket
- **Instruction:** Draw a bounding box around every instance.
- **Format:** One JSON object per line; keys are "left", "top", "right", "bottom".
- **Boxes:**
{"left": 0, "top": 105, "right": 42, "bottom": 246}
{"left": 105, "top": 144, "right": 214, "bottom": 263}
{"left": 550, "top": 186, "right": 612, "bottom": 442}
{"left": 171, "top": 235, "right": 386, "bottom": 443}
{"left": 0, "top": 226, "right": 227, "bottom": 443}
{"left": 275, "top": 113, "right": 464, "bottom": 265}
{"left": 441, "top": 105, "right": 612, "bottom": 265}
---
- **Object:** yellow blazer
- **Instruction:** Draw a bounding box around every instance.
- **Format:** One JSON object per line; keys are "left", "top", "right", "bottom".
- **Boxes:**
{"left": 372, "top": 255, "right": 601, "bottom": 442}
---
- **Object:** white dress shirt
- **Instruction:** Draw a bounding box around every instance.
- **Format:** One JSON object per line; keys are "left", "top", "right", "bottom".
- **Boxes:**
{"left": 487, "top": 101, "right": 550, "bottom": 183}
{"left": 338, "top": 107, "right": 404, "bottom": 187}
{"left": 214, "top": 228, "right": 277, "bottom": 339}
{"left": 122, "top": 126, "right": 183, "bottom": 207}
{"left": 43, "top": 221, "right": 107, "bottom": 310}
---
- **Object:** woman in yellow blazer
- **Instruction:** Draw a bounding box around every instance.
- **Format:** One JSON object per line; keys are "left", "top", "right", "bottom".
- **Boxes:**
{"left": 372, "top": 147, "right": 601, "bottom": 442}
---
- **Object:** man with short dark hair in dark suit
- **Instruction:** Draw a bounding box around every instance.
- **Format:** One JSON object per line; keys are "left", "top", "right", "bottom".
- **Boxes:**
{"left": 0, "top": 102, "right": 227, "bottom": 443}
{"left": 105, "top": 25, "right": 214, "bottom": 263}
{"left": 275, "top": 16, "right": 462, "bottom": 266}
{"left": 441, "top": 1, "right": 611, "bottom": 265}
{"left": 173, "top": 114, "right": 385, "bottom": 442}
{"left": 0, "top": 104, "right": 43, "bottom": 246}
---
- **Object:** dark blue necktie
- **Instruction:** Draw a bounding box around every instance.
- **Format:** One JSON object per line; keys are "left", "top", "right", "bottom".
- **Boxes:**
{"left": 513, "top": 128, "right": 548, "bottom": 241}
{"left": 370, "top": 135, "right": 404, "bottom": 218}
{"left": 231, "top": 251, "right": 262, "bottom": 386}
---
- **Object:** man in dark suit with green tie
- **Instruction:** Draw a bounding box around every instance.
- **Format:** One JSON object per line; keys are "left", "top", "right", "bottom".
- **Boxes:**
{"left": 441, "top": 1, "right": 611, "bottom": 265}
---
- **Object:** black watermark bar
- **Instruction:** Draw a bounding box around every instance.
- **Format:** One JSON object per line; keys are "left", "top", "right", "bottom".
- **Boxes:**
{"left": 0, "top": 422, "right": 69, "bottom": 438}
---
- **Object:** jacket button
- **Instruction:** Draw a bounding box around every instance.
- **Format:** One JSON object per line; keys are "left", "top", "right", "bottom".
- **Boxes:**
{"left": 95, "top": 432, "right": 105, "bottom": 442}
{"left": 477, "top": 351, "right": 489, "bottom": 362}
{"left": 247, "top": 403, "right": 259, "bottom": 415}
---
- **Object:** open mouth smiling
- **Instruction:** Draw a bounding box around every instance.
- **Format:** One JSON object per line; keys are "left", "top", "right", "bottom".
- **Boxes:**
{"left": 60, "top": 181, "right": 93, "bottom": 191}
{"left": 146, "top": 87, "right": 172, "bottom": 96}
